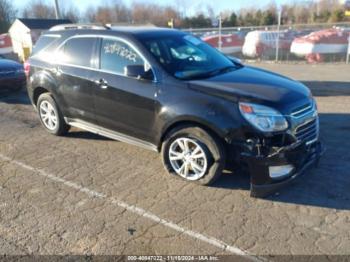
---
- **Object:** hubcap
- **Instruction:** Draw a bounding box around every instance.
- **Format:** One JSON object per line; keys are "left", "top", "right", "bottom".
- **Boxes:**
{"left": 169, "top": 138, "right": 208, "bottom": 180}
{"left": 39, "top": 100, "right": 57, "bottom": 131}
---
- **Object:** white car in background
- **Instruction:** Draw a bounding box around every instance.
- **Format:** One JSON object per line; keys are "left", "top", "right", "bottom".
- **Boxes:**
{"left": 242, "top": 30, "right": 299, "bottom": 58}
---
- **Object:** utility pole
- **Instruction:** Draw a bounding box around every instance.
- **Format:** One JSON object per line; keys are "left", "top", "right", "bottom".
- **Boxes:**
{"left": 346, "top": 36, "right": 350, "bottom": 65}
{"left": 54, "top": 0, "right": 60, "bottom": 19}
{"left": 218, "top": 14, "right": 222, "bottom": 52}
{"left": 275, "top": 8, "right": 282, "bottom": 62}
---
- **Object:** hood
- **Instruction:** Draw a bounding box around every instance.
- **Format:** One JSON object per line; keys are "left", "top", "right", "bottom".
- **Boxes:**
{"left": 188, "top": 65, "right": 312, "bottom": 114}
{"left": 0, "top": 59, "right": 22, "bottom": 71}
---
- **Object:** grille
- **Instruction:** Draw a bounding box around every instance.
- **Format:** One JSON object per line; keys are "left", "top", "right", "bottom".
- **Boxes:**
{"left": 295, "top": 118, "right": 319, "bottom": 145}
{"left": 291, "top": 103, "right": 313, "bottom": 118}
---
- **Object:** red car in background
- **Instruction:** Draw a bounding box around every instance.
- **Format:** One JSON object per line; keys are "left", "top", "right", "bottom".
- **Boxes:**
{"left": 290, "top": 28, "right": 350, "bottom": 63}
{"left": 202, "top": 33, "right": 245, "bottom": 54}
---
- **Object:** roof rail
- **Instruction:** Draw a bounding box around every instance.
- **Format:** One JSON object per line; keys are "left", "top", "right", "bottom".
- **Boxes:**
{"left": 105, "top": 23, "right": 157, "bottom": 29}
{"left": 49, "top": 23, "right": 106, "bottom": 31}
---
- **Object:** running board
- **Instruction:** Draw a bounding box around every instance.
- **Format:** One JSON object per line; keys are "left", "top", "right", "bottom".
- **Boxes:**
{"left": 65, "top": 118, "right": 158, "bottom": 152}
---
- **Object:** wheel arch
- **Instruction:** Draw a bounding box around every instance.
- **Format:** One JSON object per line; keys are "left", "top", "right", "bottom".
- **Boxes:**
{"left": 33, "top": 86, "right": 50, "bottom": 106}
{"left": 30, "top": 69, "right": 59, "bottom": 107}
{"left": 158, "top": 118, "right": 228, "bottom": 151}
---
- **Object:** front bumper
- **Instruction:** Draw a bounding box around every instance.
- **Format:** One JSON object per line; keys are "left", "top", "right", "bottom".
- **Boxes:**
{"left": 241, "top": 140, "right": 324, "bottom": 198}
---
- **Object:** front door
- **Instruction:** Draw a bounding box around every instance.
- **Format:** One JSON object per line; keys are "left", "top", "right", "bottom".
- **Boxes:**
{"left": 93, "top": 37, "right": 158, "bottom": 143}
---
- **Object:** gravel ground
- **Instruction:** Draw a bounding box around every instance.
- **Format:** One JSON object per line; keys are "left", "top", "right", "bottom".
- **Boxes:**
{"left": 0, "top": 63, "right": 349, "bottom": 258}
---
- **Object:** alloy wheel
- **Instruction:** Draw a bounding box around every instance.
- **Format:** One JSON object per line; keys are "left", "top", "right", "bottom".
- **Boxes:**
{"left": 39, "top": 100, "right": 58, "bottom": 131}
{"left": 169, "top": 137, "right": 208, "bottom": 180}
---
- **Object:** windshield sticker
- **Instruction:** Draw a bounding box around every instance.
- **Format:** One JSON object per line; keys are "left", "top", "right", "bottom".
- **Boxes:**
{"left": 184, "top": 35, "right": 202, "bottom": 46}
{"left": 104, "top": 42, "right": 138, "bottom": 62}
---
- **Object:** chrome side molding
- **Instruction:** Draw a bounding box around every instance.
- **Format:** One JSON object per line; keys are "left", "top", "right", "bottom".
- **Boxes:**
{"left": 65, "top": 118, "right": 158, "bottom": 152}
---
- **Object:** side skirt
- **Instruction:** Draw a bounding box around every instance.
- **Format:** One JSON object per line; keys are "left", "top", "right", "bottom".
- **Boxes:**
{"left": 65, "top": 118, "right": 159, "bottom": 152}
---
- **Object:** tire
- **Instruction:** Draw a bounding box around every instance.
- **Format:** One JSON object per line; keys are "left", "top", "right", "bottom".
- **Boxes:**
{"left": 37, "top": 93, "right": 69, "bottom": 136}
{"left": 161, "top": 125, "right": 226, "bottom": 185}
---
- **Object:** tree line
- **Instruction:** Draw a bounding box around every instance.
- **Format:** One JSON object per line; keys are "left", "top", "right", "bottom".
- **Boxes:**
{"left": 0, "top": 0, "right": 349, "bottom": 33}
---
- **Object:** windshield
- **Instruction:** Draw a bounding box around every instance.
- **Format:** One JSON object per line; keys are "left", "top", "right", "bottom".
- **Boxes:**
{"left": 141, "top": 34, "right": 240, "bottom": 80}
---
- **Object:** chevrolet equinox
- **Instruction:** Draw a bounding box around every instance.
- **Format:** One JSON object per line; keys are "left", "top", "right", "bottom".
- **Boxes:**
{"left": 26, "top": 25, "right": 323, "bottom": 197}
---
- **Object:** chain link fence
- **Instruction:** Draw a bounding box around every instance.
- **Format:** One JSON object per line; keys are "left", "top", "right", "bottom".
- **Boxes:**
{"left": 183, "top": 22, "right": 350, "bottom": 64}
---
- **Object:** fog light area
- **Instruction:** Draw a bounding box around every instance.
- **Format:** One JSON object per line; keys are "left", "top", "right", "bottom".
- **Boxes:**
{"left": 269, "top": 165, "right": 294, "bottom": 179}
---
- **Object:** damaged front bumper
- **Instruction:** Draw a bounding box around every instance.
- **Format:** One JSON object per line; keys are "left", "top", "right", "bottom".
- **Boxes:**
{"left": 240, "top": 140, "right": 324, "bottom": 198}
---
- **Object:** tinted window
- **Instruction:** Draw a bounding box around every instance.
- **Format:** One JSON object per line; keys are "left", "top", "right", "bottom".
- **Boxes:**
{"left": 60, "top": 37, "right": 96, "bottom": 67}
{"left": 100, "top": 38, "right": 144, "bottom": 74}
{"left": 32, "top": 35, "right": 60, "bottom": 54}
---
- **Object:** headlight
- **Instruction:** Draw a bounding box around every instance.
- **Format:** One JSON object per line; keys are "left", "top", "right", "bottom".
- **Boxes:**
{"left": 239, "top": 102, "right": 288, "bottom": 132}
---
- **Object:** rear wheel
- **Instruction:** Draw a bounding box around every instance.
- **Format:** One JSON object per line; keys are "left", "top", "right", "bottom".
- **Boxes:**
{"left": 37, "top": 93, "right": 69, "bottom": 136}
{"left": 161, "top": 126, "right": 226, "bottom": 185}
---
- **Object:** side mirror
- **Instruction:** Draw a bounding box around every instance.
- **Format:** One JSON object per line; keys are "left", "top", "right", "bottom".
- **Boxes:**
{"left": 125, "top": 65, "right": 154, "bottom": 81}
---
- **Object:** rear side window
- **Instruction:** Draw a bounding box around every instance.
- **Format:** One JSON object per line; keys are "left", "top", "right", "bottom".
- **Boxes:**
{"left": 32, "top": 35, "right": 60, "bottom": 54}
{"left": 100, "top": 38, "right": 144, "bottom": 74}
{"left": 59, "top": 37, "right": 96, "bottom": 67}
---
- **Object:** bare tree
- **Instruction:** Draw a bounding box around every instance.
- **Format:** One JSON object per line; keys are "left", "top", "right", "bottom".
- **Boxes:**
{"left": 84, "top": 6, "right": 97, "bottom": 23}
{"left": 113, "top": 2, "right": 130, "bottom": 23}
{"left": 94, "top": 6, "right": 115, "bottom": 24}
{"left": 61, "top": 5, "right": 81, "bottom": 23}
{"left": 62, "top": 0, "right": 350, "bottom": 29}
{"left": 0, "top": 0, "right": 17, "bottom": 33}
{"left": 22, "top": 0, "right": 55, "bottom": 19}
{"left": 83, "top": 0, "right": 131, "bottom": 24}
{"left": 131, "top": 2, "right": 180, "bottom": 26}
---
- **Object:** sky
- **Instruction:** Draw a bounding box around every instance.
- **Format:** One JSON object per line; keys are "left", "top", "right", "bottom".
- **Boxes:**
{"left": 13, "top": 0, "right": 298, "bottom": 17}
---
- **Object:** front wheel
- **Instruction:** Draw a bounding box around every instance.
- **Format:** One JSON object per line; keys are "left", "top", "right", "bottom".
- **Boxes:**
{"left": 161, "top": 126, "right": 226, "bottom": 185}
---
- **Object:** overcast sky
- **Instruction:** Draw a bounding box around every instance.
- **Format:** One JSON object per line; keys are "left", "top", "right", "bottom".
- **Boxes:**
{"left": 13, "top": 0, "right": 302, "bottom": 16}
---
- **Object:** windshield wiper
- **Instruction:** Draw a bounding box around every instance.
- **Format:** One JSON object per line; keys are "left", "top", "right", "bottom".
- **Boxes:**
{"left": 206, "top": 65, "right": 238, "bottom": 77}
{"left": 177, "top": 65, "right": 239, "bottom": 80}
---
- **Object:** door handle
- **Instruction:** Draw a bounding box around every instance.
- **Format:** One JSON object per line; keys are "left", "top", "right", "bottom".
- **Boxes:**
{"left": 95, "top": 78, "right": 108, "bottom": 89}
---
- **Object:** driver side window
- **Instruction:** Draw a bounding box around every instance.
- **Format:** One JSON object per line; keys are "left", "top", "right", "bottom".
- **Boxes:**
{"left": 100, "top": 38, "right": 145, "bottom": 75}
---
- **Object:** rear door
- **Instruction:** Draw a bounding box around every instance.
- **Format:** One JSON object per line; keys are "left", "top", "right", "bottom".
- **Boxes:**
{"left": 54, "top": 36, "right": 98, "bottom": 124}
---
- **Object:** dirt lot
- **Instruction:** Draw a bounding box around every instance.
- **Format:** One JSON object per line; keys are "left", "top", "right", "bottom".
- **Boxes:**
{"left": 0, "top": 63, "right": 349, "bottom": 259}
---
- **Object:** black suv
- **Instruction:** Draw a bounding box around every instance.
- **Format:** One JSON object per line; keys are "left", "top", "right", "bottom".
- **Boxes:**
{"left": 27, "top": 25, "right": 323, "bottom": 197}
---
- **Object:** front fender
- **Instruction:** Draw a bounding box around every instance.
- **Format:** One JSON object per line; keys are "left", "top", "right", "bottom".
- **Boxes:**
{"left": 155, "top": 88, "right": 243, "bottom": 146}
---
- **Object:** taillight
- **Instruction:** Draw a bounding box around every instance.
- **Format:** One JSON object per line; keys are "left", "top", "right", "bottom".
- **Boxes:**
{"left": 24, "top": 61, "right": 30, "bottom": 77}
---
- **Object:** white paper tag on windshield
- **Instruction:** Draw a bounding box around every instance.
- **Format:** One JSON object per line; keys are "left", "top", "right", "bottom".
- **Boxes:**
{"left": 184, "top": 35, "right": 201, "bottom": 46}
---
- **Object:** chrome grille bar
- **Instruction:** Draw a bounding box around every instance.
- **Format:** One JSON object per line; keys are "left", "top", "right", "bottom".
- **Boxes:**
{"left": 291, "top": 103, "right": 313, "bottom": 118}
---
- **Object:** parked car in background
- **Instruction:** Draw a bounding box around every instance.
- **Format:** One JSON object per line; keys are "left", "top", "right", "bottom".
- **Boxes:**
{"left": 202, "top": 33, "right": 245, "bottom": 54}
{"left": 0, "top": 33, "right": 13, "bottom": 56}
{"left": 0, "top": 57, "right": 26, "bottom": 92}
{"left": 27, "top": 25, "right": 323, "bottom": 197}
{"left": 290, "top": 27, "right": 350, "bottom": 63}
{"left": 242, "top": 30, "right": 300, "bottom": 58}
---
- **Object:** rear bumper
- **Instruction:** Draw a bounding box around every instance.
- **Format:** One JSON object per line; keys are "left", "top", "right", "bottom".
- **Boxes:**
{"left": 241, "top": 140, "right": 324, "bottom": 198}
